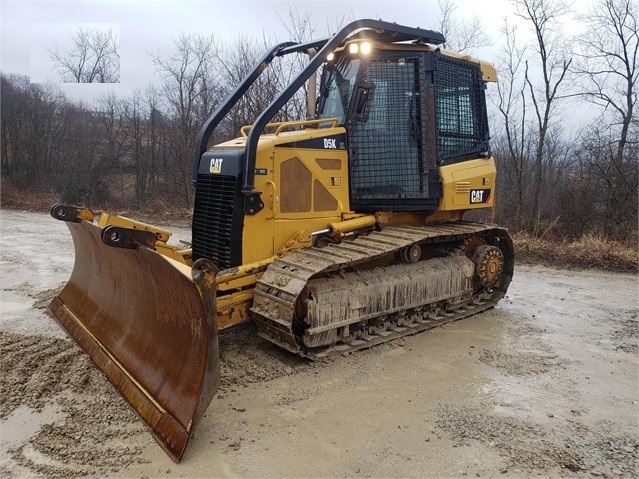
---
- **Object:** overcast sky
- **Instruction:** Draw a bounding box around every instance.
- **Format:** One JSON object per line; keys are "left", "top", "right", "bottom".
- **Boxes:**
{"left": 1, "top": 0, "right": 526, "bottom": 102}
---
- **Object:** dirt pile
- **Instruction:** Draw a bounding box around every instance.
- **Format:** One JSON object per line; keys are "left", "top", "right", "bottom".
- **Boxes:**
{"left": 217, "top": 322, "right": 314, "bottom": 390}
{"left": 1, "top": 332, "right": 148, "bottom": 477}
{"left": 1, "top": 332, "right": 100, "bottom": 418}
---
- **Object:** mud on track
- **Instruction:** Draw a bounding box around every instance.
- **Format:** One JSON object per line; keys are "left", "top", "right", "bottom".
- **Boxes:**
{"left": 1, "top": 209, "right": 637, "bottom": 478}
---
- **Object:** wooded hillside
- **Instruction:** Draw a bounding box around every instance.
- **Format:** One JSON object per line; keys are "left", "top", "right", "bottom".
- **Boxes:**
{"left": 1, "top": 0, "right": 636, "bottom": 245}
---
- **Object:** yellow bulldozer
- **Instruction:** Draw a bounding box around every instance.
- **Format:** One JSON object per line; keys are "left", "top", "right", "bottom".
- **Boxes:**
{"left": 48, "top": 19, "right": 514, "bottom": 462}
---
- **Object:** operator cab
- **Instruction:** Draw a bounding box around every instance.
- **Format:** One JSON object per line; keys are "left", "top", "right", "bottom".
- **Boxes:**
{"left": 316, "top": 41, "right": 491, "bottom": 211}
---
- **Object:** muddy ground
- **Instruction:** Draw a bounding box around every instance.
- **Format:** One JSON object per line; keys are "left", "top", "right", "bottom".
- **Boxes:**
{"left": 0, "top": 209, "right": 637, "bottom": 478}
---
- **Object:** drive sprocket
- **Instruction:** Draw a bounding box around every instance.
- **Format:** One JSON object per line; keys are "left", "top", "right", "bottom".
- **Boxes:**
{"left": 471, "top": 245, "right": 504, "bottom": 287}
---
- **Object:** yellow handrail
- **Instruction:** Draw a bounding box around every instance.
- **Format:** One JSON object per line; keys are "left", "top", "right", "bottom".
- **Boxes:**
{"left": 239, "top": 117, "right": 339, "bottom": 138}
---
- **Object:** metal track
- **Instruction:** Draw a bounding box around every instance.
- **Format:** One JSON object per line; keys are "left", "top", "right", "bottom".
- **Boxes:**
{"left": 251, "top": 222, "right": 514, "bottom": 360}
{"left": 307, "top": 293, "right": 496, "bottom": 359}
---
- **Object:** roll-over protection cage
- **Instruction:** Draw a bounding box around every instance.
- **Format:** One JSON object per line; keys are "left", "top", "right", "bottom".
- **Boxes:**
{"left": 192, "top": 19, "right": 445, "bottom": 215}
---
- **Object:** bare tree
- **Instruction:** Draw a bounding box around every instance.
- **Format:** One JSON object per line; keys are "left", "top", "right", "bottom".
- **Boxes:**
{"left": 144, "top": 85, "right": 169, "bottom": 200}
{"left": 95, "top": 93, "right": 129, "bottom": 200}
{"left": 0, "top": 75, "right": 67, "bottom": 191}
{"left": 513, "top": 0, "right": 573, "bottom": 225}
{"left": 573, "top": 0, "right": 637, "bottom": 164}
{"left": 494, "top": 21, "right": 530, "bottom": 228}
{"left": 121, "top": 91, "right": 145, "bottom": 206}
{"left": 277, "top": 8, "right": 320, "bottom": 120}
{"left": 49, "top": 28, "right": 120, "bottom": 83}
{"left": 571, "top": 0, "right": 638, "bottom": 237}
{"left": 152, "top": 33, "right": 220, "bottom": 206}
{"left": 212, "top": 36, "right": 278, "bottom": 139}
{"left": 212, "top": 13, "right": 320, "bottom": 140}
{"left": 434, "top": 0, "right": 491, "bottom": 53}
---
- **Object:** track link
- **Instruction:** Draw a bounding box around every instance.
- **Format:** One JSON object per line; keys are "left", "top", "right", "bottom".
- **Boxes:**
{"left": 251, "top": 222, "right": 514, "bottom": 360}
{"left": 308, "top": 293, "right": 496, "bottom": 359}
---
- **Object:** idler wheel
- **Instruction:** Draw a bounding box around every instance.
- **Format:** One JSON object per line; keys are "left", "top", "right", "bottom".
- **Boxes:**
{"left": 471, "top": 245, "right": 504, "bottom": 287}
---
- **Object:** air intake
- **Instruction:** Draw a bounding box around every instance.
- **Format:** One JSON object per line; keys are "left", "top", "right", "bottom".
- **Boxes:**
{"left": 192, "top": 174, "right": 242, "bottom": 269}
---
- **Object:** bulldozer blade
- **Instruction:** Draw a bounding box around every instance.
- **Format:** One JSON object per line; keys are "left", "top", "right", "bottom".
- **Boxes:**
{"left": 48, "top": 212, "right": 220, "bottom": 462}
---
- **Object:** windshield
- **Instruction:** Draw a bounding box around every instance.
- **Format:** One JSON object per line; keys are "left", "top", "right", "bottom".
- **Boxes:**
{"left": 317, "top": 57, "right": 361, "bottom": 125}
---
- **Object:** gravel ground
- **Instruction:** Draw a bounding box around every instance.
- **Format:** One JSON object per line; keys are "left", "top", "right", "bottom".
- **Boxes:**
{"left": 0, "top": 209, "right": 637, "bottom": 478}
